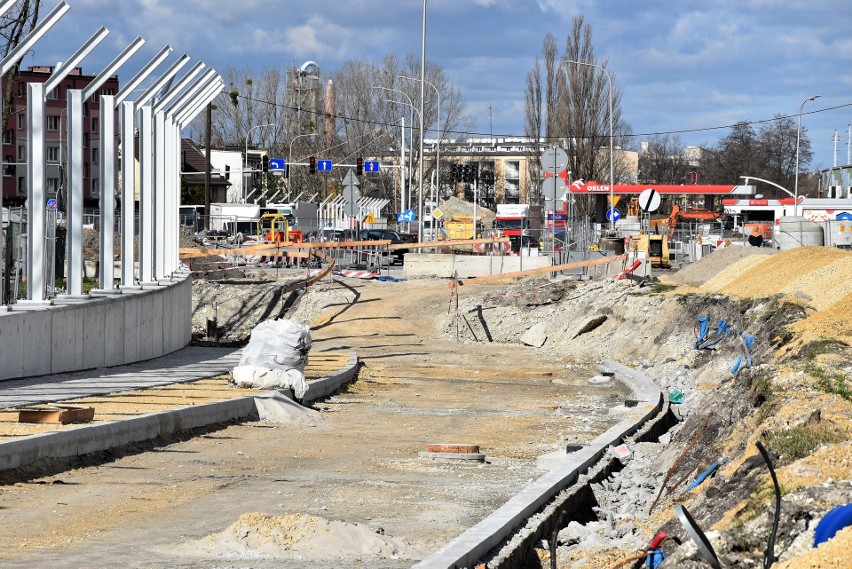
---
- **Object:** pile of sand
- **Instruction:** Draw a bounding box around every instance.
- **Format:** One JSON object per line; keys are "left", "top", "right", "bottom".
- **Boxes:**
{"left": 673, "top": 247, "right": 852, "bottom": 344}
{"left": 665, "top": 245, "right": 775, "bottom": 287}
{"left": 776, "top": 526, "right": 852, "bottom": 569}
{"left": 187, "top": 512, "right": 420, "bottom": 560}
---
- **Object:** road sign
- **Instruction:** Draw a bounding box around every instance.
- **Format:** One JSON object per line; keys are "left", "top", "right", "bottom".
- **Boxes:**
{"left": 342, "top": 169, "right": 360, "bottom": 187}
{"left": 638, "top": 188, "right": 661, "bottom": 212}
{"left": 269, "top": 158, "right": 285, "bottom": 171}
{"left": 540, "top": 146, "right": 569, "bottom": 175}
{"left": 343, "top": 186, "right": 360, "bottom": 203}
{"left": 431, "top": 208, "right": 443, "bottom": 220}
{"left": 607, "top": 195, "right": 621, "bottom": 207}
{"left": 345, "top": 200, "right": 359, "bottom": 217}
{"left": 606, "top": 208, "right": 621, "bottom": 223}
{"left": 397, "top": 209, "right": 416, "bottom": 223}
{"left": 542, "top": 176, "right": 567, "bottom": 200}
{"left": 46, "top": 198, "right": 57, "bottom": 210}
{"left": 364, "top": 213, "right": 376, "bottom": 224}
{"left": 364, "top": 160, "right": 380, "bottom": 173}
{"left": 317, "top": 159, "right": 332, "bottom": 172}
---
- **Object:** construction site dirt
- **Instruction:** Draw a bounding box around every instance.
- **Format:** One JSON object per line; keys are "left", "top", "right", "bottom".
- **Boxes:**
{"left": 1, "top": 245, "right": 850, "bottom": 569}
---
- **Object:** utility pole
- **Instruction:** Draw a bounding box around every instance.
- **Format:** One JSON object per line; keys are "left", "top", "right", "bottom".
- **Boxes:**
{"left": 204, "top": 102, "right": 212, "bottom": 227}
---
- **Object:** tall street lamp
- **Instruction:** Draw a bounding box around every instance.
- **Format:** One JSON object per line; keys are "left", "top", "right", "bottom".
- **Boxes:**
{"left": 564, "top": 60, "right": 614, "bottom": 231}
{"left": 398, "top": 74, "right": 441, "bottom": 230}
{"left": 373, "top": 85, "right": 419, "bottom": 213}
{"left": 794, "top": 95, "right": 820, "bottom": 216}
{"left": 418, "top": 0, "right": 427, "bottom": 244}
{"left": 245, "top": 123, "right": 274, "bottom": 202}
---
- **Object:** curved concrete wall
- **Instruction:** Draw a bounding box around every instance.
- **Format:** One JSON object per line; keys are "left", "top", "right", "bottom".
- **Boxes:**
{"left": 0, "top": 274, "right": 191, "bottom": 381}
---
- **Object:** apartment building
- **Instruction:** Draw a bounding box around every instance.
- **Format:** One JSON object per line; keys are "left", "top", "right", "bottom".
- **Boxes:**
{"left": 1, "top": 65, "right": 119, "bottom": 207}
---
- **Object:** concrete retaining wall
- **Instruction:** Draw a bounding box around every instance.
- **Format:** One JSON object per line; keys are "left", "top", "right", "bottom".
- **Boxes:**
{"left": 403, "top": 253, "right": 552, "bottom": 279}
{"left": 0, "top": 274, "right": 192, "bottom": 381}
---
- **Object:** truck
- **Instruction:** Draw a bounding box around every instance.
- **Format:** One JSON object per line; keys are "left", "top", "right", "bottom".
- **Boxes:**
{"left": 495, "top": 204, "right": 544, "bottom": 253}
{"left": 208, "top": 203, "right": 261, "bottom": 236}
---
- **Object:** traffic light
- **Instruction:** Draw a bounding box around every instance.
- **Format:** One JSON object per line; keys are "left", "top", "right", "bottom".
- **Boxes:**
{"left": 262, "top": 155, "right": 269, "bottom": 172}
{"left": 461, "top": 165, "right": 469, "bottom": 183}
{"left": 309, "top": 156, "right": 316, "bottom": 174}
{"left": 450, "top": 164, "right": 458, "bottom": 183}
{"left": 356, "top": 157, "right": 363, "bottom": 176}
{"left": 469, "top": 163, "right": 479, "bottom": 183}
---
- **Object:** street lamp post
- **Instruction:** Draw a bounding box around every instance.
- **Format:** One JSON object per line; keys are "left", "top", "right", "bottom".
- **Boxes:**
{"left": 418, "top": 0, "right": 427, "bottom": 246}
{"left": 373, "top": 85, "right": 417, "bottom": 214}
{"left": 288, "top": 132, "right": 318, "bottom": 200}
{"left": 398, "top": 74, "right": 441, "bottom": 239}
{"left": 794, "top": 95, "right": 820, "bottom": 216}
{"left": 564, "top": 60, "right": 614, "bottom": 231}
{"left": 244, "top": 123, "right": 274, "bottom": 202}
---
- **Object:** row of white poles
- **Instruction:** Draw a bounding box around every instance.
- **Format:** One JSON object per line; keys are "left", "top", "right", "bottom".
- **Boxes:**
{"left": 0, "top": 1, "right": 223, "bottom": 303}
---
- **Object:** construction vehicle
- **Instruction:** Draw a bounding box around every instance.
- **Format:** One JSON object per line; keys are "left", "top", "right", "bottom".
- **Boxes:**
{"left": 667, "top": 204, "right": 721, "bottom": 238}
{"left": 629, "top": 233, "right": 671, "bottom": 269}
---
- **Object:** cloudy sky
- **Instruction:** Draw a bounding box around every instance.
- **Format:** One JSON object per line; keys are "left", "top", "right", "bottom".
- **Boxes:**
{"left": 27, "top": 0, "right": 852, "bottom": 172}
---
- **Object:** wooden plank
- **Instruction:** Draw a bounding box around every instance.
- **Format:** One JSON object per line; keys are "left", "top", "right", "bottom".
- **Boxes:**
{"left": 458, "top": 254, "right": 628, "bottom": 285}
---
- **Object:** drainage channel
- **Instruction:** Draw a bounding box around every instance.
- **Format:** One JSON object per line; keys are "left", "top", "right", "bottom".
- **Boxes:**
{"left": 414, "top": 360, "right": 669, "bottom": 569}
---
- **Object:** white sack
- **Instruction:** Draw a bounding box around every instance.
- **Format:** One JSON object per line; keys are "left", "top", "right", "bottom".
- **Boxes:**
{"left": 233, "top": 319, "right": 312, "bottom": 397}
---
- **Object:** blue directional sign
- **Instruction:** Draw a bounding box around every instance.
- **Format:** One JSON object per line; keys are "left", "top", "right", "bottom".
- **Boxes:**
{"left": 606, "top": 208, "right": 621, "bottom": 223}
{"left": 317, "top": 159, "right": 332, "bottom": 172}
{"left": 269, "top": 158, "right": 285, "bottom": 171}
{"left": 396, "top": 209, "right": 417, "bottom": 223}
{"left": 365, "top": 160, "right": 380, "bottom": 173}
{"left": 46, "top": 198, "right": 57, "bottom": 211}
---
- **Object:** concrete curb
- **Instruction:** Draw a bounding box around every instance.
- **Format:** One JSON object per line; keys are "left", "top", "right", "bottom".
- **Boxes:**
{"left": 0, "top": 354, "right": 359, "bottom": 471}
{"left": 412, "top": 360, "right": 662, "bottom": 569}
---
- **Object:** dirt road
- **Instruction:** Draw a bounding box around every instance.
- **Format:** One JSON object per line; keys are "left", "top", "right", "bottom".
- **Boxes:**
{"left": 0, "top": 277, "right": 628, "bottom": 569}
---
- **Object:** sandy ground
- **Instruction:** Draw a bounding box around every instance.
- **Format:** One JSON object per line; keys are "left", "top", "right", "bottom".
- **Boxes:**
{"left": 0, "top": 277, "right": 628, "bottom": 569}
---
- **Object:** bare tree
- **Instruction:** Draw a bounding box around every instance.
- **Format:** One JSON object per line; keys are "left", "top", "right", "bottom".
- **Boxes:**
{"left": 524, "top": 59, "right": 543, "bottom": 207}
{"left": 194, "top": 66, "right": 290, "bottom": 150}
{"left": 1, "top": 0, "right": 41, "bottom": 132}
{"left": 523, "top": 16, "right": 632, "bottom": 221}
{"left": 638, "top": 134, "right": 689, "bottom": 184}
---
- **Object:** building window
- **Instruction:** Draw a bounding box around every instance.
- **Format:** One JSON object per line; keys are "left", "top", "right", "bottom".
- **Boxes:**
{"left": 91, "top": 117, "right": 99, "bottom": 133}
{"left": 4, "top": 154, "right": 14, "bottom": 176}
{"left": 102, "top": 88, "right": 114, "bottom": 96}
{"left": 91, "top": 147, "right": 99, "bottom": 164}
{"left": 17, "top": 83, "right": 24, "bottom": 97}
{"left": 17, "top": 113, "right": 25, "bottom": 130}
{"left": 17, "top": 145, "right": 25, "bottom": 162}
{"left": 17, "top": 176, "right": 26, "bottom": 195}
{"left": 91, "top": 177, "right": 100, "bottom": 197}
{"left": 47, "top": 87, "right": 59, "bottom": 100}
{"left": 47, "top": 177, "right": 59, "bottom": 193}
{"left": 47, "top": 115, "right": 60, "bottom": 131}
{"left": 47, "top": 145, "right": 60, "bottom": 163}
{"left": 83, "top": 134, "right": 89, "bottom": 148}
{"left": 2, "top": 130, "right": 11, "bottom": 144}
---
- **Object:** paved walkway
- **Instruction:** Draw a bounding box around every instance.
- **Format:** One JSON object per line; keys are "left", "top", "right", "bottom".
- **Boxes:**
{"left": 0, "top": 346, "right": 242, "bottom": 409}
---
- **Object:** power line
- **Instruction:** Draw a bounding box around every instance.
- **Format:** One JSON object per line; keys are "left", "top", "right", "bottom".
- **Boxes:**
{"left": 219, "top": 91, "right": 852, "bottom": 144}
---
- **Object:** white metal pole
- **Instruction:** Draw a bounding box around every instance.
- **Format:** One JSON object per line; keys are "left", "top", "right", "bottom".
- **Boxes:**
{"left": 794, "top": 95, "right": 820, "bottom": 217}
{"left": 26, "top": 82, "right": 46, "bottom": 301}
{"left": 139, "top": 104, "right": 154, "bottom": 284}
{"left": 66, "top": 89, "right": 85, "bottom": 296}
{"left": 418, "top": 0, "right": 427, "bottom": 245}
{"left": 120, "top": 101, "right": 136, "bottom": 286}
{"left": 99, "top": 94, "right": 116, "bottom": 290}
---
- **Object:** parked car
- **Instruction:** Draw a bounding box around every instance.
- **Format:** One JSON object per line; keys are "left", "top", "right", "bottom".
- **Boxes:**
{"left": 359, "top": 228, "right": 409, "bottom": 264}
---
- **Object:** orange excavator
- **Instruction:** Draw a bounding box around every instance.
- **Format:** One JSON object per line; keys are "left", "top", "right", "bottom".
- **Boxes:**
{"left": 667, "top": 204, "right": 721, "bottom": 238}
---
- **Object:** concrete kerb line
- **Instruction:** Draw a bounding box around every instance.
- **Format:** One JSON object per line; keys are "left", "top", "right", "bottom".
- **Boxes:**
{"left": 0, "top": 353, "right": 359, "bottom": 472}
{"left": 413, "top": 360, "right": 663, "bottom": 569}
